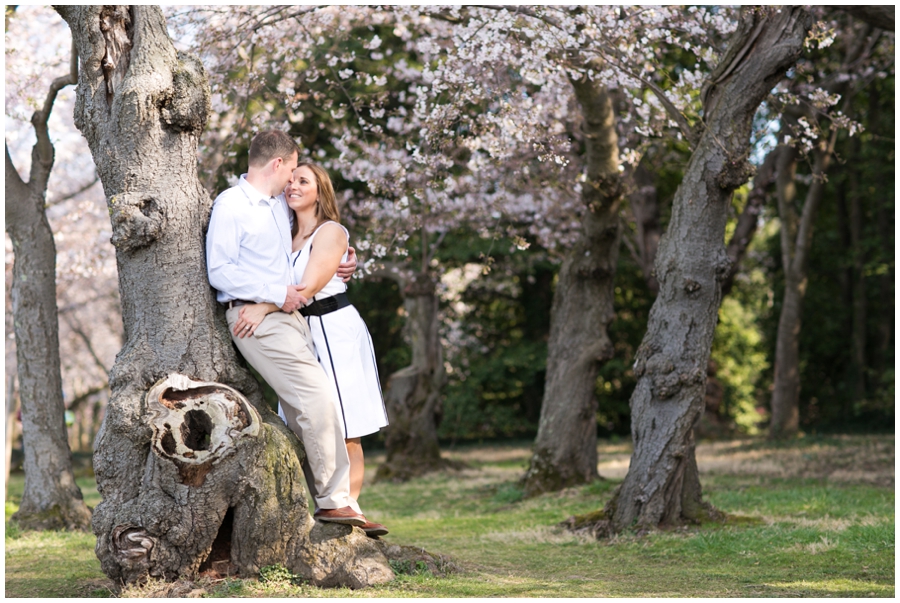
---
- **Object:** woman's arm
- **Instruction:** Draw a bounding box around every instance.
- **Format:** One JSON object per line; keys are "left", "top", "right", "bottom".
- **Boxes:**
{"left": 297, "top": 223, "right": 348, "bottom": 299}
{"left": 233, "top": 302, "right": 280, "bottom": 338}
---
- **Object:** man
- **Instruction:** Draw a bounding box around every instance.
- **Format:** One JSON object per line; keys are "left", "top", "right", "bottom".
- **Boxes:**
{"left": 206, "top": 130, "right": 364, "bottom": 526}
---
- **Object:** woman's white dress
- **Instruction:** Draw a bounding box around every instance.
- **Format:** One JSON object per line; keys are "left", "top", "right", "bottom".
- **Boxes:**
{"left": 277, "top": 222, "right": 388, "bottom": 439}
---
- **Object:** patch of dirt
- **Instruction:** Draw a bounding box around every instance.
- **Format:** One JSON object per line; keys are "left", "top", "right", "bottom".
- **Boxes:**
{"left": 76, "top": 578, "right": 117, "bottom": 597}
{"left": 695, "top": 436, "right": 894, "bottom": 487}
{"left": 372, "top": 436, "right": 894, "bottom": 487}
{"left": 376, "top": 541, "right": 461, "bottom": 577}
{"left": 118, "top": 577, "right": 208, "bottom": 598}
{"left": 594, "top": 435, "right": 894, "bottom": 487}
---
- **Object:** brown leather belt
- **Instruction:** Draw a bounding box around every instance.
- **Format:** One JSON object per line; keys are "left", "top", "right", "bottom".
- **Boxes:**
{"left": 224, "top": 299, "right": 253, "bottom": 310}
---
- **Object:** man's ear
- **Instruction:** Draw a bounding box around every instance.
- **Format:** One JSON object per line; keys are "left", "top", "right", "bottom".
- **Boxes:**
{"left": 271, "top": 157, "right": 283, "bottom": 172}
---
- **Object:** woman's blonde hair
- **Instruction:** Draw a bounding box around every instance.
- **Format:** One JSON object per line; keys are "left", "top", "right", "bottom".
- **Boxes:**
{"left": 290, "top": 161, "right": 341, "bottom": 238}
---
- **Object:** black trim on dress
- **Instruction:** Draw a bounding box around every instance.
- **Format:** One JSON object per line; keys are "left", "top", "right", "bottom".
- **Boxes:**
{"left": 316, "top": 312, "right": 349, "bottom": 438}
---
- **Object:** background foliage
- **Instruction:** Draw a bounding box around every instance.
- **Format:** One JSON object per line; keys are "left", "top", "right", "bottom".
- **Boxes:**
{"left": 3, "top": 6, "right": 893, "bottom": 461}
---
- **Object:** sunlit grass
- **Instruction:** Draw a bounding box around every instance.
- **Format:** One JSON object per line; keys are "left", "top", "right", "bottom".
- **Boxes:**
{"left": 5, "top": 436, "right": 894, "bottom": 597}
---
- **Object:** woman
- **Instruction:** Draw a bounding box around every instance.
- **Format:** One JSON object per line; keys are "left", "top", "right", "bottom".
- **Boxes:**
{"left": 232, "top": 162, "right": 389, "bottom": 537}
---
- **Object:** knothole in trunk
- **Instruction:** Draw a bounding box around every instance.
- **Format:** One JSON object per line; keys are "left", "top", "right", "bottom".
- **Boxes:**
{"left": 198, "top": 507, "right": 238, "bottom": 578}
{"left": 146, "top": 374, "right": 260, "bottom": 486}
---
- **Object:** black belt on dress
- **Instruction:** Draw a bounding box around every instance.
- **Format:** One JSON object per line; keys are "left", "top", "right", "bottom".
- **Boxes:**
{"left": 300, "top": 293, "right": 350, "bottom": 317}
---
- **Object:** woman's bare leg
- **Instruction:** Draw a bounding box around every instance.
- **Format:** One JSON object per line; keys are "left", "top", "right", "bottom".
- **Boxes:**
{"left": 346, "top": 437, "right": 364, "bottom": 502}
{"left": 346, "top": 437, "right": 388, "bottom": 535}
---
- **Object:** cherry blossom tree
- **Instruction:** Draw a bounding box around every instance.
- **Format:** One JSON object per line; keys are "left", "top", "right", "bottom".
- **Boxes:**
{"left": 52, "top": 5, "right": 391, "bottom": 587}
{"left": 165, "top": 5, "right": 585, "bottom": 480}
{"left": 373, "top": 5, "right": 748, "bottom": 493}
{"left": 166, "top": 6, "right": 752, "bottom": 490}
{"left": 4, "top": 5, "right": 92, "bottom": 531}
{"left": 6, "top": 3, "right": 121, "bottom": 469}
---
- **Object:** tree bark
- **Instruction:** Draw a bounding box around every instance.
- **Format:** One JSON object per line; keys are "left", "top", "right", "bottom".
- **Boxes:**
{"left": 376, "top": 270, "right": 453, "bottom": 481}
{"left": 56, "top": 5, "right": 391, "bottom": 587}
{"left": 4, "top": 38, "right": 92, "bottom": 530}
{"left": 601, "top": 7, "right": 811, "bottom": 533}
{"left": 520, "top": 71, "right": 622, "bottom": 496}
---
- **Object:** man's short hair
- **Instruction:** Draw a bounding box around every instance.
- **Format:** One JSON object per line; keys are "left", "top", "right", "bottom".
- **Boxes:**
{"left": 248, "top": 130, "right": 300, "bottom": 168}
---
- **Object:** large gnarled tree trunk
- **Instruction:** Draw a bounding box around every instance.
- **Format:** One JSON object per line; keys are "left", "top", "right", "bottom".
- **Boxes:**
{"left": 594, "top": 7, "right": 811, "bottom": 534}
{"left": 521, "top": 70, "right": 623, "bottom": 496}
{"left": 56, "top": 5, "right": 391, "bottom": 587}
{"left": 4, "top": 45, "right": 92, "bottom": 531}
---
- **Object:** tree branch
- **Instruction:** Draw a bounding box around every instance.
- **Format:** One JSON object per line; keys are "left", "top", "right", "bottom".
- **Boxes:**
{"left": 425, "top": 230, "right": 447, "bottom": 266}
{"left": 775, "top": 136, "right": 800, "bottom": 273}
{"left": 365, "top": 261, "right": 414, "bottom": 286}
{"left": 587, "top": 52, "right": 697, "bottom": 146}
{"left": 721, "top": 147, "right": 778, "bottom": 296}
{"left": 618, "top": 219, "right": 644, "bottom": 272}
{"left": 62, "top": 312, "right": 111, "bottom": 378}
{"left": 66, "top": 385, "right": 108, "bottom": 413}
{"left": 48, "top": 174, "right": 100, "bottom": 206}
{"left": 30, "top": 38, "right": 78, "bottom": 192}
{"left": 793, "top": 125, "right": 839, "bottom": 274}
{"left": 463, "top": 5, "right": 697, "bottom": 145}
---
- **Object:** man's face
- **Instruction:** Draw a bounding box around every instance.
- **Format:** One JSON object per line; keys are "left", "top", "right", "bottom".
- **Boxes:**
{"left": 273, "top": 151, "right": 299, "bottom": 195}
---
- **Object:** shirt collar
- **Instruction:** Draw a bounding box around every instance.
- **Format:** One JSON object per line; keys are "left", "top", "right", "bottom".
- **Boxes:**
{"left": 238, "top": 174, "right": 276, "bottom": 206}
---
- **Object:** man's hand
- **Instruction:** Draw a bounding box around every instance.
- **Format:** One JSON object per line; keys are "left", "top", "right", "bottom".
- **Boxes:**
{"left": 337, "top": 246, "right": 358, "bottom": 283}
{"left": 282, "top": 284, "right": 309, "bottom": 313}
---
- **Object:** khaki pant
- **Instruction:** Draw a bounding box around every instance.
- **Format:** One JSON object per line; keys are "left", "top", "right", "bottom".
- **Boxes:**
{"left": 227, "top": 307, "right": 351, "bottom": 510}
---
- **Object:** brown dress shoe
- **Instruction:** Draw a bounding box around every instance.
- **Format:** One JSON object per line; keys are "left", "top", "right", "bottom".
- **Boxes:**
{"left": 360, "top": 518, "right": 389, "bottom": 538}
{"left": 314, "top": 506, "right": 366, "bottom": 526}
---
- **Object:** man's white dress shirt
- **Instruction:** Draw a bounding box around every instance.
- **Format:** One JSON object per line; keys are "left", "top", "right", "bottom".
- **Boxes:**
{"left": 207, "top": 175, "right": 294, "bottom": 306}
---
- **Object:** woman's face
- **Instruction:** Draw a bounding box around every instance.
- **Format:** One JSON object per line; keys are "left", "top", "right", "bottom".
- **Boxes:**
{"left": 284, "top": 165, "right": 318, "bottom": 211}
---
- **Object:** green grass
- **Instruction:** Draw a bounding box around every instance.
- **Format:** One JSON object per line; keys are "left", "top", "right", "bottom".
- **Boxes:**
{"left": 5, "top": 436, "right": 895, "bottom": 597}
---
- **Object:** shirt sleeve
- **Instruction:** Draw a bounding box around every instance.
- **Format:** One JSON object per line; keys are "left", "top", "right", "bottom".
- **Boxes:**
{"left": 206, "top": 199, "right": 288, "bottom": 307}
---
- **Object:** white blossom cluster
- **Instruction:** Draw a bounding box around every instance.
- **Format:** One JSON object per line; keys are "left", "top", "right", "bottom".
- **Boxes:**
{"left": 168, "top": 5, "right": 748, "bottom": 272}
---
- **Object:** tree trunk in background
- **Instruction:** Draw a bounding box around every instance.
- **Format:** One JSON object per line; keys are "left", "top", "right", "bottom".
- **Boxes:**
{"left": 836, "top": 181, "right": 853, "bottom": 303}
{"left": 4, "top": 43, "right": 92, "bottom": 530}
{"left": 521, "top": 71, "right": 622, "bottom": 497}
{"left": 848, "top": 143, "right": 867, "bottom": 402}
{"left": 57, "top": 6, "right": 390, "bottom": 588}
{"left": 600, "top": 7, "right": 811, "bottom": 534}
{"left": 872, "top": 89, "right": 893, "bottom": 378}
{"left": 628, "top": 163, "right": 661, "bottom": 295}
{"left": 768, "top": 26, "right": 870, "bottom": 439}
{"left": 769, "top": 128, "right": 836, "bottom": 438}
{"left": 376, "top": 271, "right": 452, "bottom": 481}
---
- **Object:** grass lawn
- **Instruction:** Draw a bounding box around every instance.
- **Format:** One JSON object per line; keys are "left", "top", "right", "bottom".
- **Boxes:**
{"left": 5, "top": 434, "right": 894, "bottom": 597}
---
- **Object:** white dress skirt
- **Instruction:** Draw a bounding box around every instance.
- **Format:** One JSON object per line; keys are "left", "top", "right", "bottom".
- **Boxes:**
{"left": 278, "top": 222, "right": 388, "bottom": 439}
